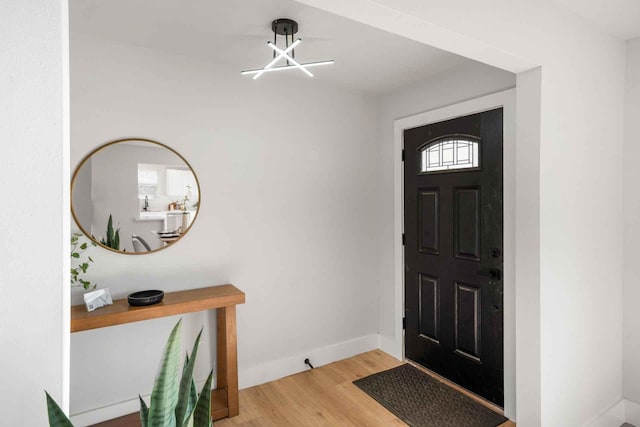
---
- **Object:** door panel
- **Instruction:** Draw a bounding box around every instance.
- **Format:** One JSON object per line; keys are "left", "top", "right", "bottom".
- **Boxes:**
{"left": 404, "top": 108, "right": 504, "bottom": 406}
{"left": 454, "top": 281, "right": 481, "bottom": 361}
{"left": 454, "top": 187, "right": 480, "bottom": 261}
{"left": 418, "top": 273, "right": 439, "bottom": 342}
{"left": 418, "top": 190, "right": 439, "bottom": 254}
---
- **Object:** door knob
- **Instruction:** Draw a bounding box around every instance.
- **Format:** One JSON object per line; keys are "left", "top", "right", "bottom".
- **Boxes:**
{"left": 491, "top": 248, "right": 501, "bottom": 258}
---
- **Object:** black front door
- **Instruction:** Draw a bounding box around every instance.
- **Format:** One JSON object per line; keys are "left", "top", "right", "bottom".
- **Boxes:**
{"left": 404, "top": 108, "right": 504, "bottom": 405}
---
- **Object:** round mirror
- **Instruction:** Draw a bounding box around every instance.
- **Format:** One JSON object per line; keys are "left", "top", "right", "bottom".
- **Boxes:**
{"left": 71, "top": 138, "right": 200, "bottom": 254}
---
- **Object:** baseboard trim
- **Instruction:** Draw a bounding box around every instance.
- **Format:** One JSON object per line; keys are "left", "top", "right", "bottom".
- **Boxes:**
{"left": 587, "top": 399, "right": 626, "bottom": 427}
{"left": 70, "top": 397, "right": 142, "bottom": 427}
{"left": 377, "top": 334, "right": 402, "bottom": 360}
{"left": 70, "top": 333, "right": 379, "bottom": 426}
{"left": 626, "top": 399, "right": 640, "bottom": 425}
{"left": 239, "top": 333, "right": 379, "bottom": 389}
{"left": 587, "top": 398, "right": 640, "bottom": 427}
{"left": 70, "top": 378, "right": 210, "bottom": 427}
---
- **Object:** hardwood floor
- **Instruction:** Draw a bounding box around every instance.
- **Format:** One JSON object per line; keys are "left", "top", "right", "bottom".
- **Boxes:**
{"left": 93, "top": 350, "right": 515, "bottom": 426}
{"left": 215, "top": 350, "right": 515, "bottom": 427}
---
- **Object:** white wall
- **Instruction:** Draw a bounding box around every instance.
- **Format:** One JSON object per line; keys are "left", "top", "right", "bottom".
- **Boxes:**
{"left": 514, "top": 67, "right": 543, "bottom": 426}
{"left": 294, "top": 0, "right": 626, "bottom": 425}
{"left": 0, "top": 0, "right": 69, "bottom": 425}
{"left": 624, "top": 37, "right": 640, "bottom": 405}
{"left": 69, "top": 34, "right": 381, "bottom": 423}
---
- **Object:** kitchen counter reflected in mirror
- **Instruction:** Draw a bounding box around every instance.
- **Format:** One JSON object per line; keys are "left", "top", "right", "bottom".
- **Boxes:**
{"left": 71, "top": 138, "right": 200, "bottom": 254}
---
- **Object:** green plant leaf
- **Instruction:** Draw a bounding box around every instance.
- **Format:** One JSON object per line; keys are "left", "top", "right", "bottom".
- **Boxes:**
{"left": 188, "top": 378, "right": 197, "bottom": 421}
{"left": 181, "top": 409, "right": 195, "bottom": 427}
{"left": 139, "top": 395, "right": 149, "bottom": 427}
{"left": 80, "top": 243, "right": 87, "bottom": 250}
{"left": 175, "top": 328, "right": 203, "bottom": 425}
{"left": 179, "top": 354, "right": 194, "bottom": 423}
{"left": 107, "top": 215, "right": 113, "bottom": 244}
{"left": 45, "top": 391, "right": 74, "bottom": 427}
{"left": 148, "top": 319, "right": 183, "bottom": 427}
{"left": 182, "top": 363, "right": 198, "bottom": 427}
{"left": 71, "top": 253, "right": 80, "bottom": 258}
{"left": 193, "top": 370, "right": 213, "bottom": 427}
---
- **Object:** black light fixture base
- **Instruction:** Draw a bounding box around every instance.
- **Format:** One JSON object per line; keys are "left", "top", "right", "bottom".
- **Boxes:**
{"left": 272, "top": 18, "right": 298, "bottom": 36}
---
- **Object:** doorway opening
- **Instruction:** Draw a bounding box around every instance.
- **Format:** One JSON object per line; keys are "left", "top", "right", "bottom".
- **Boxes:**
{"left": 396, "top": 90, "right": 516, "bottom": 417}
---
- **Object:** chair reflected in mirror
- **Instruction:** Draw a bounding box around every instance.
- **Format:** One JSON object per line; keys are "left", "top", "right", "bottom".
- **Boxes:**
{"left": 132, "top": 235, "right": 151, "bottom": 253}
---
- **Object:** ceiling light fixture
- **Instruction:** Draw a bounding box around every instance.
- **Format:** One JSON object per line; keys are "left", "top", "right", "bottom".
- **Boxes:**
{"left": 241, "top": 18, "right": 334, "bottom": 80}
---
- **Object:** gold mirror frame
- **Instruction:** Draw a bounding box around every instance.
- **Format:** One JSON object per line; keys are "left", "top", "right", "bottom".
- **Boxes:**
{"left": 70, "top": 138, "right": 201, "bottom": 255}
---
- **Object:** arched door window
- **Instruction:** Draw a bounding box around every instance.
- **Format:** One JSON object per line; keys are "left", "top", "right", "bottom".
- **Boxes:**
{"left": 418, "top": 136, "right": 480, "bottom": 173}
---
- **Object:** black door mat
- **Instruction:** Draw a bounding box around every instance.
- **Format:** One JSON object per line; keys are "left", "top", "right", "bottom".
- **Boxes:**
{"left": 353, "top": 364, "right": 508, "bottom": 427}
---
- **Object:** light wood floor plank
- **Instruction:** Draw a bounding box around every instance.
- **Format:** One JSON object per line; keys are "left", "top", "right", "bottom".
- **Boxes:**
{"left": 94, "top": 350, "right": 515, "bottom": 426}
{"left": 216, "top": 350, "right": 515, "bottom": 427}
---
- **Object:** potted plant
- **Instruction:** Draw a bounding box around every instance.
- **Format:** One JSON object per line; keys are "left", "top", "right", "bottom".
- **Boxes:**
{"left": 46, "top": 319, "right": 214, "bottom": 427}
{"left": 70, "top": 232, "right": 97, "bottom": 290}
{"left": 99, "top": 214, "right": 121, "bottom": 250}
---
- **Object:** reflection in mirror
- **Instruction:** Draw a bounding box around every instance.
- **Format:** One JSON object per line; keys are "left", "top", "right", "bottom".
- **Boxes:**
{"left": 71, "top": 139, "right": 200, "bottom": 254}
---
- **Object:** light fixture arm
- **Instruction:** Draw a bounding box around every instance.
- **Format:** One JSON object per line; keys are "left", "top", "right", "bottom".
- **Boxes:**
{"left": 241, "top": 18, "right": 334, "bottom": 80}
{"left": 267, "top": 41, "right": 313, "bottom": 77}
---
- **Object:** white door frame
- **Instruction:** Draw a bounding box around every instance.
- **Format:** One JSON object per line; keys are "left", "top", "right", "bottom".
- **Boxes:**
{"left": 392, "top": 89, "right": 516, "bottom": 418}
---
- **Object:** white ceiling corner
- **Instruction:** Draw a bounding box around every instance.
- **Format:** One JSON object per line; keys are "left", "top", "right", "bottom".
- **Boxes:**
{"left": 552, "top": 0, "right": 640, "bottom": 40}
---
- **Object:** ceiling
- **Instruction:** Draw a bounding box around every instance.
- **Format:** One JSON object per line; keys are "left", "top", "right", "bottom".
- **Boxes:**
{"left": 552, "top": 0, "right": 640, "bottom": 40}
{"left": 70, "top": 0, "right": 468, "bottom": 95}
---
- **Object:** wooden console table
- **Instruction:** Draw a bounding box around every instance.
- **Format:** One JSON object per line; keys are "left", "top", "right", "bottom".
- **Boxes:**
{"left": 71, "top": 284, "right": 245, "bottom": 425}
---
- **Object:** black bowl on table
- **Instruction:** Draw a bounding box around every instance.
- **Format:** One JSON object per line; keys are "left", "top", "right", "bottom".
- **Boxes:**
{"left": 128, "top": 290, "right": 164, "bottom": 306}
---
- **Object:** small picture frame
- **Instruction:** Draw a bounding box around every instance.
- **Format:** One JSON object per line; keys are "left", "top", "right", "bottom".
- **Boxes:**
{"left": 83, "top": 288, "right": 113, "bottom": 312}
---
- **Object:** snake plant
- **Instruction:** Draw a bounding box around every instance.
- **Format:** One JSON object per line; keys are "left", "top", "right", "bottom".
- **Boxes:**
{"left": 45, "top": 392, "right": 73, "bottom": 427}
{"left": 46, "top": 319, "right": 213, "bottom": 427}
{"left": 99, "top": 214, "right": 120, "bottom": 250}
{"left": 140, "top": 319, "right": 213, "bottom": 427}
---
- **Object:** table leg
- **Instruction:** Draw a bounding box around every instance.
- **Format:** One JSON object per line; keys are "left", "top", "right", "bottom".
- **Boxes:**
{"left": 217, "top": 305, "right": 239, "bottom": 417}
